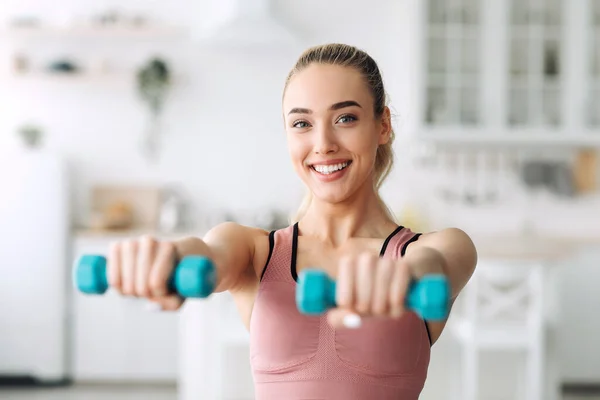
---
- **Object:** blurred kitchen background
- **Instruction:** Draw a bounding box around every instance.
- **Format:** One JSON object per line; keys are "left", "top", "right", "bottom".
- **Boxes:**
{"left": 1, "top": 0, "right": 599, "bottom": 399}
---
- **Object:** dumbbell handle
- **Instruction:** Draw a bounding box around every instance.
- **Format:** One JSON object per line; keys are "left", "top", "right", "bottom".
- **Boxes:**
{"left": 73, "top": 254, "right": 216, "bottom": 298}
{"left": 296, "top": 269, "right": 450, "bottom": 321}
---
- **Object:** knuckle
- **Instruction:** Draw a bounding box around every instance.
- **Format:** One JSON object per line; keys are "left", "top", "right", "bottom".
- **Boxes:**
{"left": 139, "top": 234, "right": 157, "bottom": 249}
{"left": 109, "top": 241, "right": 121, "bottom": 255}
{"left": 157, "top": 241, "right": 176, "bottom": 261}
{"left": 372, "top": 302, "right": 387, "bottom": 316}
{"left": 336, "top": 294, "right": 351, "bottom": 308}
{"left": 340, "top": 254, "right": 353, "bottom": 266}
{"left": 108, "top": 274, "right": 120, "bottom": 288}
{"left": 160, "top": 241, "right": 175, "bottom": 253}
{"left": 381, "top": 258, "right": 394, "bottom": 270}
{"left": 135, "top": 284, "right": 150, "bottom": 298}
{"left": 389, "top": 292, "right": 404, "bottom": 309}
{"left": 149, "top": 275, "right": 167, "bottom": 293}
{"left": 355, "top": 301, "right": 370, "bottom": 314}
{"left": 358, "top": 251, "right": 376, "bottom": 265}
{"left": 122, "top": 284, "right": 135, "bottom": 296}
{"left": 122, "top": 239, "right": 138, "bottom": 253}
{"left": 163, "top": 302, "right": 179, "bottom": 312}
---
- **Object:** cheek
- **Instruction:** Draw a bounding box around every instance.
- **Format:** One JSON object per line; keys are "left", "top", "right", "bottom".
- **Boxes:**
{"left": 342, "top": 129, "right": 379, "bottom": 156}
{"left": 287, "top": 136, "right": 309, "bottom": 168}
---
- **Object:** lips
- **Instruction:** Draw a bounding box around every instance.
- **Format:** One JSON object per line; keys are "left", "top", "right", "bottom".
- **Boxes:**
{"left": 311, "top": 161, "right": 351, "bottom": 175}
{"left": 308, "top": 160, "right": 352, "bottom": 182}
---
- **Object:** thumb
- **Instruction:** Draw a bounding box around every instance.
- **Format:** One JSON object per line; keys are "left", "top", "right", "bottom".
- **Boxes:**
{"left": 327, "top": 308, "right": 363, "bottom": 329}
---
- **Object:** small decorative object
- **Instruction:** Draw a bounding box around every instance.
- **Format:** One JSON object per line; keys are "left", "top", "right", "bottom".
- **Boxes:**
{"left": 90, "top": 200, "right": 134, "bottom": 230}
{"left": 17, "top": 124, "right": 43, "bottom": 149}
{"left": 544, "top": 43, "right": 559, "bottom": 77}
{"left": 92, "top": 10, "right": 120, "bottom": 27}
{"left": 136, "top": 57, "right": 172, "bottom": 161}
{"left": 48, "top": 59, "right": 79, "bottom": 74}
{"left": 131, "top": 14, "right": 148, "bottom": 27}
{"left": 12, "top": 53, "right": 29, "bottom": 74}
{"left": 159, "top": 189, "right": 183, "bottom": 232}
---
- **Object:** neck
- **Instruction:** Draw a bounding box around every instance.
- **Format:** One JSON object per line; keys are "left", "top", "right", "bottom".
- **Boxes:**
{"left": 299, "top": 187, "right": 397, "bottom": 247}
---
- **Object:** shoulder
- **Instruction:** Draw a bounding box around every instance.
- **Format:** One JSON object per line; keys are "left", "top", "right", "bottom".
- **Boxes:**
{"left": 407, "top": 227, "right": 478, "bottom": 284}
{"left": 204, "top": 221, "right": 269, "bottom": 243}
{"left": 415, "top": 228, "right": 477, "bottom": 257}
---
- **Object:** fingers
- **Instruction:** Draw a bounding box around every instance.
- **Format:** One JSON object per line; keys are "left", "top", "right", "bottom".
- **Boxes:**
{"left": 121, "top": 239, "right": 138, "bottom": 295}
{"left": 135, "top": 235, "right": 157, "bottom": 297}
{"left": 389, "top": 260, "right": 411, "bottom": 318}
{"left": 355, "top": 252, "right": 376, "bottom": 315}
{"left": 372, "top": 257, "right": 394, "bottom": 316}
{"left": 336, "top": 255, "right": 355, "bottom": 310}
{"left": 149, "top": 241, "right": 176, "bottom": 297}
{"left": 104, "top": 235, "right": 181, "bottom": 312}
{"left": 331, "top": 255, "right": 362, "bottom": 329}
{"left": 107, "top": 241, "right": 122, "bottom": 291}
{"left": 329, "top": 252, "right": 412, "bottom": 329}
{"left": 150, "top": 295, "right": 184, "bottom": 312}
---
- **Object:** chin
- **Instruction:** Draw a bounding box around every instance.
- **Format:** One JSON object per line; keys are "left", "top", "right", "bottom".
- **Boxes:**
{"left": 313, "top": 192, "right": 347, "bottom": 205}
{"left": 310, "top": 185, "right": 356, "bottom": 205}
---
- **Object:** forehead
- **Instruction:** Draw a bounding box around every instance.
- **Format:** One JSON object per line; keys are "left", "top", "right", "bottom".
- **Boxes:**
{"left": 283, "top": 64, "right": 370, "bottom": 112}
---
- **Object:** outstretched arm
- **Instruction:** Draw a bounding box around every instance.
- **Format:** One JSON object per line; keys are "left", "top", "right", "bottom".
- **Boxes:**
{"left": 404, "top": 227, "right": 478, "bottom": 343}
{"left": 174, "top": 221, "right": 263, "bottom": 293}
{"left": 405, "top": 228, "right": 478, "bottom": 300}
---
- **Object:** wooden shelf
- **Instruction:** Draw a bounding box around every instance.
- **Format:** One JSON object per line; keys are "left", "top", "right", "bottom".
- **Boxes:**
{"left": 509, "top": 76, "right": 562, "bottom": 90}
{"left": 509, "top": 26, "right": 562, "bottom": 39}
{"left": 416, "top": 129, "right": 600, "bottom": 147}
{"left": 428, "top": 25, "right": 479, "bottom": 40}
{"left": 0, "top": 24, "right": 188, "bottom": 40}
{"left": 427, "top": 72, "right": 480, "bottom": 87}
{"left": 1, "top": 71, "right": 133, "bottom": 83}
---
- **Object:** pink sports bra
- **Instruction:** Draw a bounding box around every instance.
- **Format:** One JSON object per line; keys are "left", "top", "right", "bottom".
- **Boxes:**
{"left": 248, "top": 223, "right": 431, "bottom": 400}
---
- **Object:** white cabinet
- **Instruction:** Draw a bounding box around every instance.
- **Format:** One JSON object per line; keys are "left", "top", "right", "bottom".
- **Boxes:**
{"left": 71, "top": 236, "right": 180, "bottom": 382}
{"left": 556, "top": 246, "right": 600, "bottom": 383}
{"left": 410, "top": 0, "right": 600, "bottom": 145}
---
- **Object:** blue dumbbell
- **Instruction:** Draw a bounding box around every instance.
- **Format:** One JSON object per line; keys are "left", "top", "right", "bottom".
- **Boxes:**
{"left": 296, "top": 269, "right": 451, "bottom": 321}
{"left": 73, "top": 254, "right": 216, "bottom": 298}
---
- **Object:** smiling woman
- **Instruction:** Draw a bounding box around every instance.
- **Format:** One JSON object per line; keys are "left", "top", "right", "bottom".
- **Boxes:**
{"left": 95, "top": 43, "right": 477, "bottom": 400}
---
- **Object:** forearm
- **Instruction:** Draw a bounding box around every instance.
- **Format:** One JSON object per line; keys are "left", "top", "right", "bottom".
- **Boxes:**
{"left": 173, "top": 222, "right": 254, "bottom": 293}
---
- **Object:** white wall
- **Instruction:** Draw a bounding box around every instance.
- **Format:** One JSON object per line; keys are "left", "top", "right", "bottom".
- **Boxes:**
{"left": 0, "top": 0, "right": 420, "bottom": 230}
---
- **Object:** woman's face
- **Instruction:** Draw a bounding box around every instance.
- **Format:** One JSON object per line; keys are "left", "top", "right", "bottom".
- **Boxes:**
{"left": 283, "top": 64, "right": 391, "bottom": 205}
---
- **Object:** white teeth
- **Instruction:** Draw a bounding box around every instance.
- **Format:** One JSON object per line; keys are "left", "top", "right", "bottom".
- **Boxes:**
{"left": 313, "top": 162, "right": 349, "bottom": 174}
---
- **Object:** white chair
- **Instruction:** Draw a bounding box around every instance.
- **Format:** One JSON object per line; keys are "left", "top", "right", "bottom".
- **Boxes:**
{"left": 178, "top": 293, "right": 255, "bottom": 400}
{"left": 448, "top": 258, "right": 561, "bottom": 400}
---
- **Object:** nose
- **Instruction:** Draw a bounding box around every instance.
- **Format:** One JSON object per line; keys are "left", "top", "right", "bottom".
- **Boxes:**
{"left": 314, "top": 125, "right": 338, "bottom": 155}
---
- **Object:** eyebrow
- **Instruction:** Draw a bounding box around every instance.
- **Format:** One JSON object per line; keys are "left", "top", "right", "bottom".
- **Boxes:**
{"left": 288, "top": 100, "right": 362, "bottom": 115}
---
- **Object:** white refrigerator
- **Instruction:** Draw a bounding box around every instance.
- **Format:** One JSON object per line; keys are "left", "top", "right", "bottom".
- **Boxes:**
{"left": 0, "top": 148, "right": 70, "bottom": 384}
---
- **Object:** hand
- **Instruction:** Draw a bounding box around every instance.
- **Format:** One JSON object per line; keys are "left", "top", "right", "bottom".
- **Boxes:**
{"left": 328, "top": 249, "right": 445, "bottom": 329}
{"left": 107, "top": 235, "right": 184, "bottom": 311}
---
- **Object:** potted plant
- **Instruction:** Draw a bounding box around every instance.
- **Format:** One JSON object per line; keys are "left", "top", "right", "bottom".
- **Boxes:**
{"left": 17, "top": 124, "right": 43, "bottom": 149}
{"left": 136, "top": 57, "right": 171, "bottom": 161}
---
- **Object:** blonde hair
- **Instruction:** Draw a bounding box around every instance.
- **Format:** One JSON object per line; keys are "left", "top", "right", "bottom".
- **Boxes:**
{"left": 283, "top": 43, "right": 396, "bottom": 223}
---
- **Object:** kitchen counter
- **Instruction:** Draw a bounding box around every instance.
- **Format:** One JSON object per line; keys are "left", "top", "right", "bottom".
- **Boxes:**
{"left": 470, "top": 233, "right": 600, "bottom": 261}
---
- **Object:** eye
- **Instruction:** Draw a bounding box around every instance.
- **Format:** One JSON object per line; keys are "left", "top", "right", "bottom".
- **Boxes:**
{"left": 292, "top": 120, "right": 311, "bottom": 129}
{"left": 337, "top": 114, "right": 358, "bottom": 124}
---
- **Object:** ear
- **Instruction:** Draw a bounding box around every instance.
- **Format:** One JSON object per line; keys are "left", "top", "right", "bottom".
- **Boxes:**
{"left": 378, "top": 106, "right": 392, "bottom": 145}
